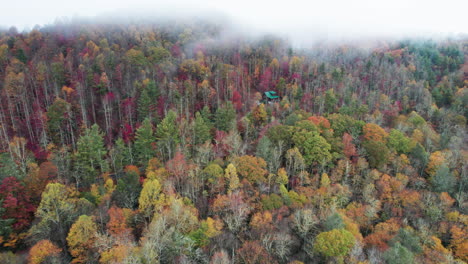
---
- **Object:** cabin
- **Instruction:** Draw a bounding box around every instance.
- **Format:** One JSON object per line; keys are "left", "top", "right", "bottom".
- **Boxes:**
{"left": 262, "top": 91, "right": 280, "bottom": 103}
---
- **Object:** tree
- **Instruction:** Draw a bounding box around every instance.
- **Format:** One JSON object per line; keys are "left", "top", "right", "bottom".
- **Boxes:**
{"left": 391, "top": 228, "right": 422, "bottom": 254}
{"left": 0, "top": 153, "right": 19, "bottom": 181}
{"left": 0, "top": 177, "right": 36, "bottom": 231}
{"left": 67, "top": 215, "right": 97, "bottom": 264}
{"left": 156, "top": 110, "right": 179, "bottom": 160}
{"left": 363, "top": 123, "right": 388, "bottom": 143}
{"left": 387, "top": 129, "right": 413, "bottom": 154}
{"left": 233, "top": 155, "right": 267, "bottom": 183}
{"left": 193, "top": 112, "right": 211, "bottom": 145}
{"left": 425, "top": 151, "right": 446, "bottom": 176}
{"left": 324, "top": 89, "right": 338, "bottom": 113}
{"left": 215, "top": 102, "right": 236, "bottom": 132}
{"left": 252, "top": 103, "right": 267, "bottom": 126}
{"left": 285, "top": 147, "right": 305, "bottom": 176}
{"left": 137, "top": 79, "right": 160, "bottom": 121}
{"left": 323, "top": 213, "right": 344, "bottom": 231}
{"left": 46, "top": 98, "right": 71, "bottom": 145}
{"left": 449, "top": 225, "right": 468, "bottom": 262}
{"left": 225, "top": 163, "right": 239, "bottom": 193}
{"left": 430, "top": 164, "right": 456, "bottom": 194}
{"left": 30, "top": 183, "right": 80, "bottom": 247}
{"left": 342, "top": 133, "right": 357, "bottom": 159}
{"left": 313, "top": 229, "right": 355, "bottom": 257}
{"left": 134, "top": 118, "right": 156, "bottom": 166}
{"left": 24, "top": 161, "right": 58, "bottom": 201}
{"left": 383, "top": 242, "right": 414, "bottom": 264}
{"left": 112, "top": 167, "right": 141, "bottom": 209}
{"left": 237, "top": 240, "right": 276, "bottom": 264}
{"left": 74, "top": 124, "right": 108, "bottom": 187}
{"left": 106, "top": 206, "right": 132, "bottom": 238}
{"left": 28, "top": 239, "right": 62, "bottom": 264}
{"left": 0, "top": 200, "right": 14, "bottom": 242}
{"left": 363, "top": 140, "right": 390, "bottom": 168}
{"left": 109, "top": 138, "right": 133, "bottom": 174}
{"left": 293, "top": 131, "right": 332, "bottom": 167}
{"left": 138, "top": 178, "right": 162, "bottom": 218}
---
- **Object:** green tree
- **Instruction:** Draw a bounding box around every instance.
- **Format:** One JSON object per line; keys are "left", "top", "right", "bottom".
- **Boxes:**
{"left": 323, "top": 213, "right": 344, "bottom": 231}
{"left": 293, "top": 131, "right": 332, "bottom": 167}
{"left": 135, "top": 118, "right": 156, "bottom": 166}
{"left": 46, "top": 98, "right": 71, "bottom": 145}
{"left": 193, "top": 112, "right": 212, "bottom": 145}
{"left": 383, "top": 242, "right": 414, "bottom": 264}
{"left": 0, "top": 153, "right": 19, "bottom": 181}
{"left": 391, "top": 228, "right": 422, "bottom": 254}
{"left": 313, "top": 229, "right": 355, "bottom": 257}
{"left": 74, "top": 124, "right": 108, "bottom": 187}
{"left": 0, "top": 200, "right": 14, "bottom": 240}
{"left": 215, "top": 102, "right": 236, "bottom": 132}
{"left": 430, "top": 164, "right": 456, "bottom": 194}
{"left": 112, "top": 169, "right": 141, "bottom": 209}
{"left": 325, "top": 89, "right": 338, "bottom": 113}
{"left": 387, "top": 129, "right": 413, "bottom": 154}
{"left": 109, "top": 138, "right": 133, "bottom": 174}
{"left": 363, "top": 140, "right": 390, "bottom": 168}
{"left": 156, "top": 110, "right": 180, "bottom": 160}
{"left": 138, "top": 80, "right": 160, "bottom": 121}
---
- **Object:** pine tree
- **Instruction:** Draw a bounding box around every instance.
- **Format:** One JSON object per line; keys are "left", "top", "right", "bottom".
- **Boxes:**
{"left": 134, "top": 118, "right": 156, "bottom": 166}
{"left": 138, "top": 80, "right": 160, "bottom": 122}
{"left": 215, "top": 102, "right": 236, "bottom": 132}
{"left": 156, "top": 110, "right": 179, "bottom": 160}
{"left": 109, "top": 138, "right": 133, "bottom": 174}
{"left": 193, "top": 112, "right": 212, "bottom": 145}
{"left": 74, "top": 124, "right": 108, "bottom": 187}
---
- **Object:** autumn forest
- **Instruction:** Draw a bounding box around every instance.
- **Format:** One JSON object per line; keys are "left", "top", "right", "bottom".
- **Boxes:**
{"left": 0, "top": 19, "right": 467, "bottom": 264}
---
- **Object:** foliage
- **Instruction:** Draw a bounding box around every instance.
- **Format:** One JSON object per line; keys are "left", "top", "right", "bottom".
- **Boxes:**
{"left": 29, "top": 239, "right": 62, "bottom": 264}
{"left": 74, "top": 124, "right": 108, "bottom": 186}
{"left": 313, "top": 229, "right": 355, "bottom": 257}
{"left": 134, "top": 118, "right": 156, "bottom": 166}
{"left": 67, "top": 215, "right": 97, "bottom": 263}
{"left": 383, "top": 242, "right": 414, "bottom": 264}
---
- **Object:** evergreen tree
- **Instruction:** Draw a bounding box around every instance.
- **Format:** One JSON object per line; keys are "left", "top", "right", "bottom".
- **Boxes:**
{"left": 383, "top": 242, "right": 414, "bottom": 264}
{"left": 430, "top": 164, "right": 456, "bottom": 194}
{"left": 137, "top": 80, "right": 160, "bottom": 121}
{"left": 193, "top": 112, "right": 212, "bottom": 145}
{"left": 112, "top": 169, "right": 141, "bottom": 209}
{"left": 109, "top": 138, "right": 133, "bottom": 174}
{"left": 134, "top": 118, "right": 156, "bottom": 166}
{"left": 156, "top": 110, "right": 180, "bottom": 160}
{"left": 215, "top": 102, "right": 236, "bottom": 132}
{"left": 74, "top": 124, "right": 108, "bottom": 187}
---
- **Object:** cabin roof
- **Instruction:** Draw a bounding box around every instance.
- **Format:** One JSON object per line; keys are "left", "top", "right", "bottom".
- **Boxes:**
{"left": 264, "top": 91, "right": 279, "bottom": 99}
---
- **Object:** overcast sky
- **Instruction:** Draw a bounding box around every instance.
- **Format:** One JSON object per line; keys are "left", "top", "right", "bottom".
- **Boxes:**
{"left": 2, "top": 0, "right": 467, "bottom": 44}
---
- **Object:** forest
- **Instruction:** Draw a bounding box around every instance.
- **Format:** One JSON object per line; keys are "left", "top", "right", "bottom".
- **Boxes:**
{"left": 0, "top": 19, "right": 466, "bottom": 264}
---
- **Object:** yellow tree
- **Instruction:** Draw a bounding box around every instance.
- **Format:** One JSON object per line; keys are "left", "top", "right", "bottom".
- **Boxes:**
{"left": 425, "top": 151, "right": 446, "bottom": 176}
{"left": 252, "top": 103, "right": 267, "bottom": 126}
{"left": 28, "top": 239, "right": 62, "bottom": 264}
{"left": 67, "top": 215, "right": 97, "bottom": 264}
{"left": 138, "top": 178, "right": 163, "bottom": 218}
{"left": 225, "top": 163, "right": 239, "bottom": 193}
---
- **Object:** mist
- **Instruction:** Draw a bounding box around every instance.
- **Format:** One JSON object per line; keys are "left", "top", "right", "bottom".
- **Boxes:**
{"left": 2, "top": 0, "right": 468, "bottom": 46}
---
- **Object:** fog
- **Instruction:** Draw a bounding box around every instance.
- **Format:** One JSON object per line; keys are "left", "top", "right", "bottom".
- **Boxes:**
{"left": 2, "top": 0, "right": 467, "bottom": 46}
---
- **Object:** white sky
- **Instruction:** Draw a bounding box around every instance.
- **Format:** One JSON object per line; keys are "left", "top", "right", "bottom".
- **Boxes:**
{"left": 1, "top": 0, "right": 467, "bottom": 43}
